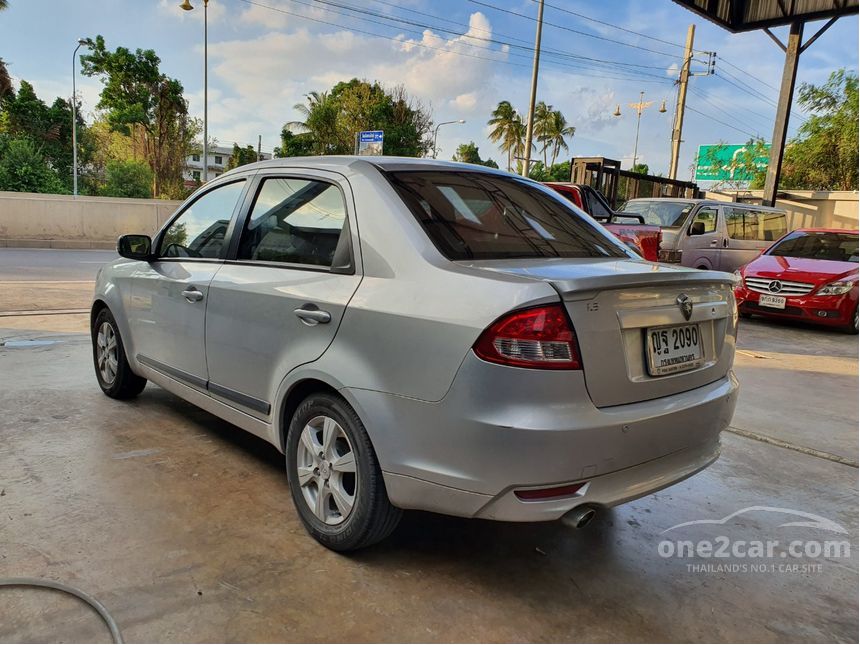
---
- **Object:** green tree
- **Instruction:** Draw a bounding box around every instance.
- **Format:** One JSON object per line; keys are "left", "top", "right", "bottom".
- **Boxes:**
{"left": 81, "top": 35, "right": 197, "bottom": 198}
{"left": 544, "top": 109, "right": 575, "bottom": 167}
{"left": 701, "top": 138, "right": 769, "bottom": 190}
{"left": 488, "top": 100, "right": 525, "bottom": 172}
{"left": 631, "top": 163, "right": 650, "bottom": 175}
{"left": 0, "top": 135, "right": 67, "bottom": 193}
{"left": 273, "top": 127, "right": 315, "bottom": 157}
{"left": 284, "top": 80, "right": 432, "bottom": 157}
{"left": 452, "top": 141, "right": 498, "bottom": 168}
{"left": 533, "top": 101, "right": 553, "bottom": 168}
{"left": 226, "top": 143, "right": 257, "bottom": 170}
{"left": 781, "top": 68, "right": 858, "bottom": 190}
{"left": 0, "top": 59, "right": 11, "bottom": 99}
{"left": 100, "top": 159, "right": 152, "bottom": 198}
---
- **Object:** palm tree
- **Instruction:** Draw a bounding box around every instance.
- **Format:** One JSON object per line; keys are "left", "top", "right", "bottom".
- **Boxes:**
{"left": 0, "top": 1, "right": 8, "bottom": 10}
{"left": 0, "top": 59, "right": 11, "bottom": 99}
{"left": 487, "top": 100, "right": 524, "bottom": 172}
{"left": 546, "top": 109, "right": 576, "bottom": 168}
{"left": 285, "top": 91, "right": 339, "bottom": 155}
{"left": 533, "top": 101, "right": 554, "bottom": 168}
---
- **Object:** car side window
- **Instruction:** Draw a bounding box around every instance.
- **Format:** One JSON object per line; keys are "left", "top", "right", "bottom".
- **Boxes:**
{"left": 160, "top": 180, "right": 246, "bottom": 258}
{"left": 237, "top": 177, "right": 348, "bottom": 268}
{"left": 692, "top": 207, "right": 717, "bottom": 234}
{"left": 726, "top": 208, "right": 787, "bottom": 241}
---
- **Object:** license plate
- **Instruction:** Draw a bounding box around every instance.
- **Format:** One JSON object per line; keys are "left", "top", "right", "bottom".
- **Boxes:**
{"left": 646, "top": 324, "right": 703, "bottom": 376}
{"left": 758, "top": 294, "right": 786, "bottom": 309}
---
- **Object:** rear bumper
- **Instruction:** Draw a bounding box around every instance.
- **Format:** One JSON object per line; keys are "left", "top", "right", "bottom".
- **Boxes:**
{"left": 347, "top": 354, "right": 738, "bottom": 521}
{"left": 735, "top": 286, "right": 856, "bottom": 326}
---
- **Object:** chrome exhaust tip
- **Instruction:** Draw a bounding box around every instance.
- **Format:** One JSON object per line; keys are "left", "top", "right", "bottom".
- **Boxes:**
{"left": 562, "top": 505, "right": 597, "bottom": 529}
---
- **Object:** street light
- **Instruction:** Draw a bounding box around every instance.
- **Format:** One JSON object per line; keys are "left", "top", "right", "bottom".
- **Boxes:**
{"left": 181, "top": 0, "right": 209, "bottom": 182}
{"left": 613, "top": 91, "right": 666, "bottom": 170}
{"left": 432, "top": 119, "right": 465, "bottom": 159}
{"left": 71, "top": 37, "right": 88, "bottom": 197}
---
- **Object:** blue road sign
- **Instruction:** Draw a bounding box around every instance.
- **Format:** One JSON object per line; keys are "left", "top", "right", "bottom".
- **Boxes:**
{"left": 359, "top": 131, "right": 384, "bottom": 143}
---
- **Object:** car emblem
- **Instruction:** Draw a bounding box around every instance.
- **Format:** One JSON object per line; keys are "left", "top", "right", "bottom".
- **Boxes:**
{"left": 768, "top": 280, "right": 783, "bottom": 293}
{"left": 676, "top": 294, "right": 693, "bottom": 321}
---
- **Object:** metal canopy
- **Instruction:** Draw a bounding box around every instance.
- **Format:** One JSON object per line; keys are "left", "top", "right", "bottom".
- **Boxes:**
{"left": 672, "top": 0, "right": 858, "bottom": 32}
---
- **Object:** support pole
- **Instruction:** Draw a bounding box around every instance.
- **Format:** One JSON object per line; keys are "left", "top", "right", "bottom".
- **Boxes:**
{"left": 762, "top": 21, "right": 804, "bottom": 207}
{"left": 203, "top": 0, "right": 209, "bottom": 183}
{"left": 668, "top": 24, "right": 695, "bottom": 180}
{"left": 521, "top": 0, "right": 544, "bottom": 177}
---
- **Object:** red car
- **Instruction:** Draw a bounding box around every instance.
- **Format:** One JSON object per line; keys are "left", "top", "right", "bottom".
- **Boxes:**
{"left": 734, "top": 228, "right": 858, "bottom": 333}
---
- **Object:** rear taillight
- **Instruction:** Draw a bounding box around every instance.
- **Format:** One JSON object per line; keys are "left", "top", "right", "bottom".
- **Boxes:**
{"left": 473, "top": 304, "right": 581, "bottom": 370}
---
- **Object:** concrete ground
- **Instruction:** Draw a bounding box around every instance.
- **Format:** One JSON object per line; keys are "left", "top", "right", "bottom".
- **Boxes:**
{"left": 1, "top": 250, "right": 857, "bottom": 643}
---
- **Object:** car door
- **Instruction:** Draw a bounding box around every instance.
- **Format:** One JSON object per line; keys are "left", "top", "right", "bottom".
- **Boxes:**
{"left": 678, "top": 205, "right": 721, "bottom": 269}
{"left": 204, "top": 171, "right": 362, "bottom": 417}
{"left": 721, "top": 206, "right": 788, "bottom": 272}
{"left": 127, "top": 178, "right": 249, "bottom": 388}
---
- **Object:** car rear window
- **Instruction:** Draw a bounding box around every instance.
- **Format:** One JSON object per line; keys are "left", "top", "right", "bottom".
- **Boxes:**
{"left": 769, "top": 231, "right": 859, "bottom": 262}
{"left": 386, "top": 170, "right": 628, "bottom": 261}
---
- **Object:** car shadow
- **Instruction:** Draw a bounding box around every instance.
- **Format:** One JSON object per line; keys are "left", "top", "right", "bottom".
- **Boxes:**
{"left": 737, "top": 315, "right": 857, "bottom": 357}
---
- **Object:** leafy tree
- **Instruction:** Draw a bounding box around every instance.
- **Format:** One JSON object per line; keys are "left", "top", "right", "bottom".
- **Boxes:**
{"left": 0, "top": 135, "right": 67, "bottom": 193}
{"left": 631, "top": 163, "right": 650, "bottom": 175}
{"left": 544, "top": 109, "right": 575, "bottom": 167}
{"left": 0, "top": 59, "right": 11, "bottom": 99}
{"left": 284, "top": 79, "right": 432, "bottom": 156}
{"left": 533, "top": 101, "right": 553, "bottom": 168}
{"left": 100, "top": 159, "right": 152, "bottom": 198}
{"left": 274, "top": 127, "right": 315, "bottom": 157}
{"left": 452, "top": 141, "right": 498, "bottom": 168}
{"left": 81, "top": 35, "right": 197, "bottom": 198}
{"left": 781, "top": 68, "right": 858, "bottom": 190}
{"left": 226, "top": 143, "right": 257, "bottom": 170}
{"left": 0, "top": 80, "right": 87, "bottom": 192}
{"left": 488, "top": 100, "right": 526, "bottom": 172}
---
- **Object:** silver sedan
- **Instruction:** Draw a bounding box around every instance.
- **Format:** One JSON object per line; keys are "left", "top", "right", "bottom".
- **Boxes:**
{"left": 92, "top": 157, "right": 739, "bottom": 551}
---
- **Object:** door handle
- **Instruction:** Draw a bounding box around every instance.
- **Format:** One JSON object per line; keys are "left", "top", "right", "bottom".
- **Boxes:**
{"left": 709, "top": 239, "right": 718, "bottom": 247}
{"left": 181, "top": 287, "right": 204, "bottom": 303}
{"left": 294, "top": 305, "right": 331, "bottom": 325}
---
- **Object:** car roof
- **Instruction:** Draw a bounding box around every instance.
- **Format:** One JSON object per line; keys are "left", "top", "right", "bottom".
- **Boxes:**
{"left": 792, "top": 228, "right": 858, "bottom": 234}
{"left": 623, "top": 197, "right": 785, "bottom": 213}
{"left": 219, "top": 155, "right": 512, "bottom": 178}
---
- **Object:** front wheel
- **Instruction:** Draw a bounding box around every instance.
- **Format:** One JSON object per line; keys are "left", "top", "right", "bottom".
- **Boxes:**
{"left": 92, "top": 308, "right": 147, "bottom": 399}
{"left": 285, "top": 393, "right": 401, "bottom": 551}
{"left": 843, "top": 307, "right": 858, "bottom": 334}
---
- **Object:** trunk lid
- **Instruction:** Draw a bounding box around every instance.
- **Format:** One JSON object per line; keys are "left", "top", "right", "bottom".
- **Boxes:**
{"left": 458, "top": 257, "right": 737, "bottom": 407}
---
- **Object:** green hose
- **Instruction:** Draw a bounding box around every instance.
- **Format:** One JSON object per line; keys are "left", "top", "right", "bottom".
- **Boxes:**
{"left": 0, "top": 577, "right": 123, "bottom": 643}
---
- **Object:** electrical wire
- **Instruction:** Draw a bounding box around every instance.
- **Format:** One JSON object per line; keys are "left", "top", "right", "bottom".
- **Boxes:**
{"left": 685, "top": 104, "right": 763, "bottom": 139}
{"left": 0, "top": 577, "right": 123, "bottom": 643}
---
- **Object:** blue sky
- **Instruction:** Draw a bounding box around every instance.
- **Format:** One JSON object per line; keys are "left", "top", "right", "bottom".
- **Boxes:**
{"left": 1, "top": 0, "right": 857, "bottom": 179}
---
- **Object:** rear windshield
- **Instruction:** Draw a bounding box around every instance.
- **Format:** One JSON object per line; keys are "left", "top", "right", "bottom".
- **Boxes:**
{"left": 769, "top": 231, "right": 859, "bottom": 262}
{"left": 386, "top": 170, "right": 628, "bottom": 261}
{"left": 619, "top": 200, "right": 694, "bottom": 227}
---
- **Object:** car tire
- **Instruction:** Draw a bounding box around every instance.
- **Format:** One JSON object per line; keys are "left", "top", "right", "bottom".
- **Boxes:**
{"left": 286, "top": 392, "right": 401, "bottom": 551}
{"left": 843, "top": 307, "right": 858, "bottom": 334}
{"left": 92, "top": 307, "right": 147, "bottom": 399}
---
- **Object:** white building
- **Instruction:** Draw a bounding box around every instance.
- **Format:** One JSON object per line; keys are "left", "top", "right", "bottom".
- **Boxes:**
{"left": 184, "top": 144, "right": 272, "bottom": 186}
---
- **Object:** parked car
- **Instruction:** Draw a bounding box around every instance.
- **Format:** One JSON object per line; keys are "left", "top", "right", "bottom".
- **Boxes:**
{"left": 734, "top": 228, "right": 858, "bottom": 333}
{"left": 545, "top": 182, "right": 661, "bottom": 261}
{"left": 92, "top": 157, "right": 739, "bottom": 551}
{"left": 619, "top": 198, "right": 788, "bottom": 272}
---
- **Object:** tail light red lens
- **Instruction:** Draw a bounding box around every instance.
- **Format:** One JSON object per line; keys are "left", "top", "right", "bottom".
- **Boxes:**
{"left": 473, "top": 304, "right": 581, "bottom": 370}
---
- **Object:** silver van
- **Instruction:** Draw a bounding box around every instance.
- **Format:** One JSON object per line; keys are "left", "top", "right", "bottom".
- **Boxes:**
{"left": 619, "top": 198, "right": 788, "bottom": 272}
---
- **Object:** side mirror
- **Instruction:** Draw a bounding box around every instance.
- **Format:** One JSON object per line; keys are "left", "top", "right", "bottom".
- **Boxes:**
{"left": 117, "top": 234, "right": 152, "bottom": 260}
{"left": 688, "top": 221, "right": 706, "bottom": 236}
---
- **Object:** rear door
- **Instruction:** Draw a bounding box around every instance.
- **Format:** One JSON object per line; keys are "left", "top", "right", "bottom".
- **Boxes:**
{"left": 678, "top": 204, "right": 721, "bottom": 269}
{"left": 204, "top": 170, "right": 361, "bottom": 417}
{"left": 128, "top": 178, "right": 248, "bottom": 387}
{"left": 721, "top": 206, "right": 788, "bottom": 272}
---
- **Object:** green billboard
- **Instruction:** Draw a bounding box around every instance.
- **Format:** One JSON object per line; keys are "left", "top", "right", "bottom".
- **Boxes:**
{"left": 695, "top": 143, "right": 770, "bottom": 182}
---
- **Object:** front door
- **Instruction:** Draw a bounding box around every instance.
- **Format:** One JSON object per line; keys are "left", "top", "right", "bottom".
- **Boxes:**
{"left": 128, "top": 179, "right": 248, "bottom": 387}
{"left": 204, "top": 172, "right": 361, "bottom": 416}
{"left": 679, "top": 205, "right": 721, "bottom": 269}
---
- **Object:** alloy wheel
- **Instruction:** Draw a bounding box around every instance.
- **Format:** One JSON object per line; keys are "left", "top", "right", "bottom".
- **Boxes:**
{"left": 296, "top": 415, "right": 357, "bottom": 525}
{"left": 96, "top": 321, "right": 118, "bottom": 385}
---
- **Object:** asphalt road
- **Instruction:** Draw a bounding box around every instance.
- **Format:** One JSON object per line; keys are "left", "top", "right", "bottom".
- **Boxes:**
{"left": 0, "top": 249, "right": 857, "bottom": 642}
{"left": 0, "top": 248, "right": 116, "bottom": 282}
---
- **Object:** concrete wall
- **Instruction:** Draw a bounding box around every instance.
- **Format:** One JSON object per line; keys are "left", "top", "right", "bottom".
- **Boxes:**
{"left": 0, "top": 192, "right": 182, "bottom": 249}
{"left": 704, "top": 190, "right": 859, "bottom": 231}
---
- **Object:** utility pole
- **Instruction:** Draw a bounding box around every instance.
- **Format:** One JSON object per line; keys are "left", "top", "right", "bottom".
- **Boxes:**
{"left": 668, "top": 23, "right": 695, "bottom": 180}
{"left": 521, "top": 0, "right": 544, "bottom": 178}
{"left": 762, "top": 21, "right": 803, "bottom": 206}
{"left": 258, "top": 135, "right": 262, "bottom": 162}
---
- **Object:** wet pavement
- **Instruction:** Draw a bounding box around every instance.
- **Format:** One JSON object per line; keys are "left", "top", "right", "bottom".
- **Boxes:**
{"left": 0, "top": 250, "right": 857, "bottom": 643}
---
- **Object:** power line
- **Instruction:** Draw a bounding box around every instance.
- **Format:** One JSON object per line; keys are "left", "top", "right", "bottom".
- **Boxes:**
{"left": 686, "top": 104, "right": 763, "bottom": 139}
{"left": 713, "top": 71, "right": 806, "bottom": 122}
{"left": 686, "top": 84, "right": 775, "bottom": 131}
{"left": 716, "top": 55, "right": 782, "bottom": 93}
{"left": 467, "top": 0, "right": 684, "bottom": 59}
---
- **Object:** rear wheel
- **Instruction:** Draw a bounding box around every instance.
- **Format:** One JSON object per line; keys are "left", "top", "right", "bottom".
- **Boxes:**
{"left": 843, "top": 307, "right": 858, "bottom": 334}
{"left": 285, "top": 393, "right": 401, "bottom": 551}
{"left": 92, "top": 308, "right": 147, "bottom": 399}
